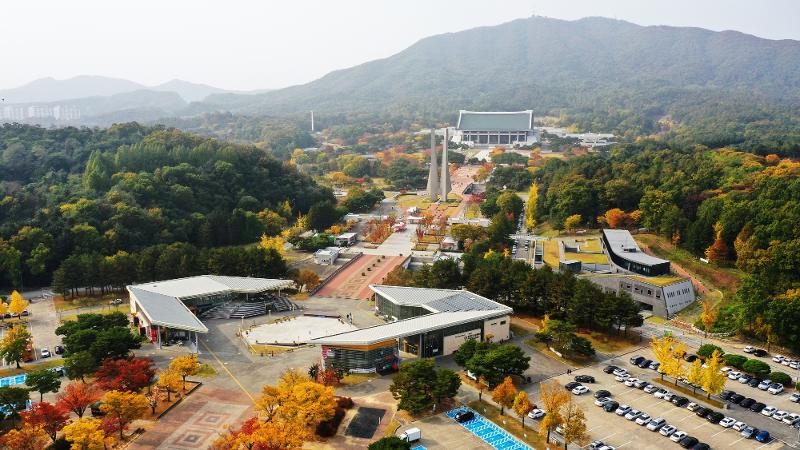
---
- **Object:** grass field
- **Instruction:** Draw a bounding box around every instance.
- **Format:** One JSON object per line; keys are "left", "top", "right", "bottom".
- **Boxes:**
{"left": 627, "top": 275, "right": 685, "bottom": 287}
{"left": 575, "top": 238, "right": 602, "bottom": 252}
{"left": 59, "top": 304, "right": 127, "bottom": 322}
{"left": 54, "top": 293, "right": 124, "bottom": 312}
{"left": 563, "top": 252, "right": 608, "bottom": 264}
{"left": 543, "top": 239, "right": 560, "bottom": 267}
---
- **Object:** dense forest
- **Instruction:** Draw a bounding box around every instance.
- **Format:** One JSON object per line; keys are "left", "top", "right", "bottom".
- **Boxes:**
{"left": 0, "top": 123, "right": 334, "bottom": 289}
{"left": 531, "top": 142, "right": 800, "bottom": 351}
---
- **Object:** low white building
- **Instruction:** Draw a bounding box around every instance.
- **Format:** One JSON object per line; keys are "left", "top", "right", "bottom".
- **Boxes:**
{"left": 453, "top": 110, "right": 537, "bottom": 147}
{"left": 314, "top": 247, "right": 340, "bottom": 265}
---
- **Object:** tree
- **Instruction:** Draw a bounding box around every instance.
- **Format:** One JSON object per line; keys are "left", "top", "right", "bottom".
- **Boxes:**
{"left": 368, "top": 436, "right": 412, "bottom": 450}
{"left": 705, "top": 222, "right": 729, "bottom": 263}
{"left": 0, "top": 325, "right": 32, "bottom": 368}
{"left": 8, "top": 290, "right": 28, "bottom": 316}
{"left": 156, "top": 369, "right": 182, "bottom": 401}
{"left": 22, "top": 401, "right": 69, "bottom": 442}
{"left": 25, "top": 368, "right": 62, "bottom": 402}
{"left": 62, "top": 417, "right": 107, "bottom": 450}
{"left": 685, "top": 359, "right": 704, "bottom": 395}
{"left": 95, "top": 357, "right": 156, "bottom": 392}
{"left": 742, "top": 359, "right": 771, "bottom": 378}
{"left": 723, "top": 354, "right": 747, "bottom": 369}
{"left": 390, "top": 359, "right": 459, "bottom": 414}
{"left": 65, "top": 351, "right": 97, "bottom": 382}
{"left": 650, "top": 335, "right": 686, "bottom": 383}
{"left": 701, "top": 350, "right": 727, "bottom": 399}
{"left": 0, "top": 423, "right": 49, "bottom": 450}
{"left": 169, "top": 354, "right": 200, "bottom": 391}
{"left": 561, "top": 398, "right": 589, "bottom": 449}
{"left": 697, "top": 344, "right": 723, "bottom": 359}
{"left": 56, "top": 382, "right": 102, "bottom": 418}
{"left": 433, "top": 369, "right": 461, "bottom": 407}
{"left": 293, "top": 269, "right": 321, "bottom": 292}
{"left": 769, "top": 371, "right": 792, "bottom": 386}
{"left": 539, "top": 381, "right": 569, "bottom": 443}
{"left": 512, "top": 391, "right": 534, "bottom": 429}
{"left": 99, "top": 390, "right": 149, "bottom": 439}
{"left": 464, "top": 343, "right": 530, "bottom": 387}
{"left": 563, "top": 214, "right": 582, "bottom": 233}
{"left": 491, "top": 376, "right": 517, "bottom": 416}
{"left": 0, "top": 386, "right": 30, "bottom": 426}
{"left": 0, "top": 301, "right": 6, "bottom": 321}
{"left": 700, "top": 300, "right": 718, "bottom": 337}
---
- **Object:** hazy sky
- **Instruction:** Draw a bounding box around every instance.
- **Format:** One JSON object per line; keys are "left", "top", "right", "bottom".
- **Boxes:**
{"left": 4, "top": 0, "right": 798, "bottom": 91}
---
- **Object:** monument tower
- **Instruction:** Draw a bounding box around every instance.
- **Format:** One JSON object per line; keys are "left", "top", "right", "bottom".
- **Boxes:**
{"left": 440, "top": 128, "right": 451, "bottom": 201}
{"left": 425, "top": 129, "right": 439, "bottom": 202}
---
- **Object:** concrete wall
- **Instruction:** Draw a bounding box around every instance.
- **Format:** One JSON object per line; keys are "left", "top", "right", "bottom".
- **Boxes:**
{"left": 483, "top": 315, "right": 511, "bottom": 342}
{"left": 442, "top": 328, "right": 482, "bottom": 355}
{"left": 663, "top": 280, "right": 695, "bottom": 316}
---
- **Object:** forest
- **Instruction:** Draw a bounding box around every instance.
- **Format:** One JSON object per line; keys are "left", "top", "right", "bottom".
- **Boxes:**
{"left": 0, "top": 123, "right": 334, "bottom": 288}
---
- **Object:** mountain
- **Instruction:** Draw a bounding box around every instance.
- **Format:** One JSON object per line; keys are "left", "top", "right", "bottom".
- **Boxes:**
{"left": 0, "top": 75, "right": 145, "bottom": 103}
{"left": 202, "top": 16, "right": 800, "bottom": 121}
{"left": 151, "top": 79, "right": 271, "bottom": 102}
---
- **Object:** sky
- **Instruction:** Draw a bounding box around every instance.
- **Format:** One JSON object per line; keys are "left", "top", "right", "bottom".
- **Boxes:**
{"left": 3, "top": 0, "right": 798, "bottom": 91}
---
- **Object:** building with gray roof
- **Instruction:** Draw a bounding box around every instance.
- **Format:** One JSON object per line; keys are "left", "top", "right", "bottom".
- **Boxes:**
{"left": 601, "top": 229, "right": 670, "bottom": 276}
{"left": 454, "top": 110, "right": 536, "bottom": 147}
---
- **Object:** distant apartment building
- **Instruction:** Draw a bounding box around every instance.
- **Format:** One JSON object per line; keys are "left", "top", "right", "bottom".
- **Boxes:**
{"left": 53, "top": 105, "right": 81, "bottom": 121}
{"left": 27, "top": 105, "right": 54, "bottom": 118}
{"left": 1, "top": 106, "right": 27, "bottom": 121}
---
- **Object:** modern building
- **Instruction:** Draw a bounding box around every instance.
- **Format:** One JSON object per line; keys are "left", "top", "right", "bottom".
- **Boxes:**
{"left": 314, "top": 247, "right": 340, "bottom": 265}
{"left": 334, "top": 232, "right": 358, "bottom": 247}
{"left": 601, "top": 229, "right": 671, "bottom": 276}
{"left": 310, "top": 285, "right": 512, "bottom": 373}
{"left": 127, "top": 275, "right": 294, "bottom": 350}
{"left": 453, "top": 110, "right": 536, "bottom": 147}
{"left": 585, "top": 274, "right": 695, "bottom": 318}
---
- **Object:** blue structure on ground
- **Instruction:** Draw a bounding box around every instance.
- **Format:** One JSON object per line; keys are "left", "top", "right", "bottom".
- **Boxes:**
{"left": 0, "top": 374, "right": 27, "bottom": 387}
{"left": 411, "top": 447, "right": 426, "bottom": 450}
{"left": 446, "top": 407, "right": 532, "bottom": 450}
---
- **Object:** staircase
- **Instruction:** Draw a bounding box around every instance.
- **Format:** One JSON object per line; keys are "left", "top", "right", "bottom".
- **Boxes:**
{"left": 199, "top": 295, "right": 302, "bottom": 320}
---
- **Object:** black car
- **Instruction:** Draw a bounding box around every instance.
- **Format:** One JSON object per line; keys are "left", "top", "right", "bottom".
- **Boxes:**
{"left": 749, "top": 402, "right": 766, "bottom": 413}
{"left": 603, "top": 400, "right": 619, "bottom": 412}
{"left": 730, "top": 393, "right": 745, "bottom": 404}
{"left": 695, "top": 407, "right": 711, "bottom": 418}
{"left": 603, "top": 365, "right": 618, "bottom": 374}
{"left": 753, "top": 349, "right": 768, "bottom": 357}
{"left": 575, "top": 375, "right": 595, "bottom": 383}
{"left": 594, "top": 390, "right": 611, "bottom": 399}
{"left": 54, "top": 345, "right": 64, "bottom": 355}
{"left": 630, "top": 356, "right": 645, "bottom": 365}
{"left": 672, "top": 396, "right": 690, "bottom": 407}
{"left": 679, "top": 436, "right": 699, "bottom": 448}
{"left": 638, "top": 359, "right": 652, "bottom": 368}
{"left": 747, "top": 378, "right": 761, "bottom": 388}
{"left": 684, "top": 354, "right": 698, "bottom": 362}
{"left": 455, "top": 410, "right": 475, "bottom": 423}
{"left": 565, "top": 382, "right": 581, "bottom": 391}
{"left": 739, "top": 398, "right": 756, "bottom": 408}
{"left": 719, "top": 390, "right": 734, "bottom": 401}
{"left": 693, "top": 443, "right": 710, "bottom": 450}
{"left": 706, "top": 412, "right": 724, "bottom": 424}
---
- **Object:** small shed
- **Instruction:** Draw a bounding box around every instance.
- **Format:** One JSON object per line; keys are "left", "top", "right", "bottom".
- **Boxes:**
{"left": 334, "top": 232, "right": 358, "bottom": 247}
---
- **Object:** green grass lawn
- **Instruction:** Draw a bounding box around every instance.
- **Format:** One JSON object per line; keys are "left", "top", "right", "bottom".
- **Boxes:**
{"left": 543, "top": 239, "right": 560, "bottom": 267}
{"left": 59, "top": 304, "right": 127, "bottom": 322}
{"left": 54, "top": 293, "right": 124, "bottom": 312}
{"left": 563, "top": 252, "right": 609, "bottom": 264}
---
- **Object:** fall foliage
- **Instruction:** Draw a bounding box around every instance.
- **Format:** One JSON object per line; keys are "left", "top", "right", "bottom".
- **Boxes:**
{"left": 22, "top": 401, "right": 69, "bottom": 442}
{"left": 512, "top": 391, "right": 534, "bottom": 429}
{"left": 56, "top": 382, "right": 102, "bottom": 418}
{"left": 99, "top": 390, "right": 149, "bottom": 439}
{"left": 169, "top": 354, "right": 201, "bottom": 390}
{"left": 63, "top": 417, "right": 108, "bottom": 450}
{"left": 95, "top": 357, "right": 155, "bottom": 392}
{"left": 0, "top": 423, "right": 49, "bottom": 450}
{"left": 490, "top": 376, "right": 517, "bottom": 416}
{"left": 156, "top": 368, "right": 183, "bottom": 401}
{"left": 539, "top": 381, "right": 569, "bottom": 443}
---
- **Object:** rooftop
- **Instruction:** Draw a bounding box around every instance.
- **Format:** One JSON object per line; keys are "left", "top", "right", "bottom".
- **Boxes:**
{"left": 131, "top": 275, "right": 294, "bottom": 300}
{"left": 128, "top": 287, "right": 208, "bottom": 333}
{"left": 369, "top": 285, "right": 512, "bottom": 314}
{"left": 456, "top": 110, "right": 533, "bottom": 131}
{"left": 602, "top": 229, "right": 669, "bottom": 267}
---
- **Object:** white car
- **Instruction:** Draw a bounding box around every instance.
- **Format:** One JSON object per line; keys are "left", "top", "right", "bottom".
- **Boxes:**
{"left": 635, "top": 413, "right": 652, "bottom": 426}
{"left": 659, "top": 424, "right": 677, "bottom": 437}
{"left": 719, "top": 417, "right": 736, "bottom": 428}
{"left": 615, "top": 373, "right": 630, "bottom": 382}
{"left": 615, "top": 405, "right": 631, "bottom": 416}
{"left": 732, "top": 421, "right": 747, "bottom": 431}
{"left": 790, "top": 361, "right": 799, "bottom": 370}
{"left": 761, "top": 406, "right": 778, "bottom": 417}
{"left": 721, "top": 366, "right": 732, "bottom": 373}
{"left": 624, "top": 409, "right": 642, "bottom": 421}
{"left": 772, "top": 410, "right": 788, "bottom": 421}
{"left": 744, "top": 346, "right": 755, "bottom": 353}
{"left": 670, "top": 431, "right": 687, "bottom": 443}
{"left": 40, "top": 348, "right": 51, "bottom": 358}
{"left": 644, "top": 384, "right": 658, "bottom": 393}
{"left": 595, "top": 397, "right": 610, "bottom": 407}
{"left": 654, "top": 389, "right": 669, "bottom": 399}
{"left": 528, "top": 408, "right": 546, "bottom": 420}
{"left": 686, "top": 402, "right": 700, "bottom": 411}
{"left": 783, "top": 413, "right": 800, "bottom": 426}
{"left": 612, "top": 368, "right": 628, "bottom": 377}
{"left": 572, "top": 385, "right": 589, "bottom": 395}
{"left": 727, "top": 371, "right": 741, "bottom": 380}
{"left": 790, "top": 393, "right": 800, "bottom": 403}
{"left": 781, "top": 358, "right": 793, "bottom": 366}
{"left": 646, "top": 417, "right": 666, "bottom": 431}
{"left": 772, "top": 355, "right": 785, "bottom": 363}
{"left": 768, "top": 384, "right": 784, "bottom": 395}
{"left": 663, "top": 392, "right": 675, "bottom": 402}
{"left": 758, "top": 379, "right": 772, "bottom": 390}
{"left": 623, "top": 377, "right": 638, "bottom": 387}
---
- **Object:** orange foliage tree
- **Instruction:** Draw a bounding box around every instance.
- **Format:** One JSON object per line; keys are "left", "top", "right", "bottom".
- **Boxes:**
{"left": 56, "top": 381, "right": 103, "bottom": 418}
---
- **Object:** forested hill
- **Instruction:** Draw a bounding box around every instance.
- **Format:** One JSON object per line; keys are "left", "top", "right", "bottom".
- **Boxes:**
{"left": 0, "top": 123, "right": 334, "bottom": 287}
{"left": 202, "top": 16, "right": 800, "bottom": 142}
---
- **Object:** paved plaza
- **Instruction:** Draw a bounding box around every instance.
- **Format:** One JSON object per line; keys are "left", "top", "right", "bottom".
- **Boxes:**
{"left": 243, "top": 315, "right": 357, "bottom": 345}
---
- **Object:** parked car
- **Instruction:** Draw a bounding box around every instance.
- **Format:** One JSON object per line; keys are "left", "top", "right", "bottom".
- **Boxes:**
{"left": 615, "top": 405, "right": 632, "bottom": 416}
{"left": 755, "top": 430, "right": 770, "bottom": 443}
{"left": 695, "top": 407, "right": 711, "bottom": 418}
{"left": 730, "top": 393, "right": 746, "bottom": 404}
{"left": 595, "top": 397, "right": 611, "bottom": 407}
{"left": 684, "top": 354, "right": 698, "bottom": 363}
{"left": 612, "top": 368, "right": 628, "bottom": 377}
{"left": 737, "top": 373, "right": 752, "bottom": 383}
{"left": 54, "top": 345, "right": 64, "bottom": 355}
{"left": 749, "top": 402, "right": 766, "bottom": 413}
{"left": 706, "top": 412, "right": 724, "bottom": 424}
{"left": 638, "top": 359, "right": 652, "bottom": 368}
{"left": 572, "top": 385, "right": 589, "bottom": 395}
{"left": 719, "top": 417, "right": 736, "bottom": 428}
{"left": 767, "top": 384, "right": 784, "bottom": 395}
{"left": 741, "top": 426, "right": 758, "bottom": 438}
{"left": 758, "top": 379, "right": 772, "bottom": 390}
{"left": 646, "top": 417, "right": 666, "bottom": 431}
{"left": 654, "top": 389, "right": 669, "bottom": 399}
{"left": 686, "top": 402, "right": 700, "bottom": 412}
{"left": 575, "top": 375, "right": 595, "bottom": 383}
{"left": 399, "top": 427, "right": 421, "bottom": 443}
{"left": 594, "top": 390, "right": 611, "bottom": 399}
{"left": 624, "top": 409, "right": 642, "bottom": 421}
{"left": 753, "top": 349, "right": 768, "bottom": 357}
{"left": 623, "top": 377, "right": 638, "bottom": 387}
{"left": 648, "top": 361, "right": 660, "bottom": 370}
{"left": 603, "top": 365, "right": 619, "bottom": 374}
{"left": 670, "top": 431, "right": 688, "bottom": 443}
{"left": 732, "top": 421, "right": 747, "bottom": 432}
{"left": 761, "top": 405, "right": 777, "bottom": 417}
{"left": 659, "top": 424, "right": 677, "bottom": 437}
{"left": 644, "top": 384, "right": 658, "bottom": 394}
{"left": 528, "top": 409, "right": 546, "bottom": 420}
{"left": 634, "top": 379, "right": 648, "bottom": 389}
{"left": 672, "top": 396, "right": 689, "bottom": 407}
{"left": 772, "top": 355, "right": 785, "bottom": 363}
{"left": 603, "top": 400, "right": 620, "bottom": 412}
{"left": 589, "top": 441, "right": 606, "bottom": 450}
{"left": 744, "top": 346, "right": 756, "bottom": 353}
{"left": 615, "top": 373, "right": 630, "bottom": 382}
{"left": 635, "top": 413, "right": 652, "bottom": 426}
{"left": 679, "top": 435, "right": 699, "bottom": 448}
{"left": 771, "top": 410, "right": 788, "bottom": 421}
{"left": 455, "top": 410, "right": 475, "bottom": 423}
{"left": 565, "top": 381, "right": 581, "bottom": 391}
{"left": 630, "top": 355, "right": 645, "bottom": 365}
{"left": 110, "top": 298, "right": 124, "bottom": 305}
{"left": 40, "top": 348, "right": 50, "bottom": 358}
{"left": 692, "top": 443, "right": 710, "bottom": 450}
{"left": 791, "top": 393, "right": 800, "bottom": 403}
{"left": 783, "top": 413, "right": 800, "bottom": 426}
{"left": 719, "top": 390, "right": 734, "bottom": 400}
{"left": 747, "top": 378, "right": 761, "bottom": 388}
{"left": 663, "top": 392, "right": 676, "bottom": 402}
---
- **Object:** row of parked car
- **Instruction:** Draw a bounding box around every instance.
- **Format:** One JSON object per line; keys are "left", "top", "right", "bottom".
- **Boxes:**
{"left": 723, "top": 368, "right": 787, "bottom": 394}
{"left": 719, "top": 389, "right": 800, "bottom": 428}
{"left": 600, "top": 364, "right": 772, "bottom": 446}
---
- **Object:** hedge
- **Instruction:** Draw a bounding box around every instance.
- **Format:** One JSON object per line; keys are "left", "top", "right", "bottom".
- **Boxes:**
{"left": 742, "top": 359, "right": 771, "bottom": 378}
{"left": 723, "top": 354, "right": 747, "bottom": 369}
{"left": 316, "top": 407, "right": 345, "bottom": 437}
{"left": 697, "top": 344, "right": 724, "bottom": 359}
{"left": 770, "top": 371, "right": 792, "bottom": 386}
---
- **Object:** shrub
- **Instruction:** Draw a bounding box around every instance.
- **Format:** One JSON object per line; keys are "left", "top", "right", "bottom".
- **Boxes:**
{"left": 534, "top": 331, "right": 552, "bottom": 342}
{"left": 369, "top": 436, "right": 412, "bottom": 450}
{"left": 742, "top": 359, "right": 771, "bottom": 378}
{"left": 315, "top": 407, "right": 345, "bottom": 437}
{"left": 796, "top": 382, "right": 800, "bottom": 391}
{"left": 336, "top": 396, "right": 354, "bottom": 409}
{"left": 697, "top": 344, "right": 724, "bottom": 359}
{"left": 723, "top": 354, "right": 747, "bottom": 369}
{"left": 770, "top": 371, "right": 792, "bottom": 386}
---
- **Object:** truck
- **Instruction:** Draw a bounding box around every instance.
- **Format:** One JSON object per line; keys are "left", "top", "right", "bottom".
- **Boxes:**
{"left": 399, "top": 427, "right": 421, "bottom": 443}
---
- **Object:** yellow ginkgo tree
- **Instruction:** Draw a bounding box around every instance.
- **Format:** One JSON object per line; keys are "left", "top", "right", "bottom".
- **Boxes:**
{"left": 8, "top": 291, "right": 28, "bottom": 317}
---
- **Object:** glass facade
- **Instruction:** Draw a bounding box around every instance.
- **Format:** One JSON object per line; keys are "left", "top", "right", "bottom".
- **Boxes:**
{"left": 376, "top": 294, "right": 427, "bottom": 320}
{"left": 322, "top": 344, "right": 398, "bottom": 373}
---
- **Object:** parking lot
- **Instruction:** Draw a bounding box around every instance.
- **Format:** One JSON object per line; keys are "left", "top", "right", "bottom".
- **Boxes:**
{"left": 544, "top": 347, "right": 793, "bottom": 449}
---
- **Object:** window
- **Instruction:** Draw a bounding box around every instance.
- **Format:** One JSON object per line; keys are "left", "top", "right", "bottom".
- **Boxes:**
{"left": 500, "top": 320, "right": 507, "bottom": 325}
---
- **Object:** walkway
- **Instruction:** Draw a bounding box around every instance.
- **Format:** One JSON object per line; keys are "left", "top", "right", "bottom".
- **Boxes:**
{"left": 315, "top": 255, "right": 405, "bottom": 299}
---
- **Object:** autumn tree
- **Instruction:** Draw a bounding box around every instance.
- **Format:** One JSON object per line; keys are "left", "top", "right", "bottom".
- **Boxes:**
{"left": 701, "top": 350, "right": 727, "bottom": 399}
{"left": 63, "top": 417, "right": 107, "bottom": 450}
{"left": 100, "top": 390, "right": 149, "bottom": 439}
{"left": 0, "top": 301, "right": 7, "bottom": 322}
{"left": 169, "top": 354, "right": 200, "bottom": 391}
{"left": 0, "top": 325, "right": 32, "bottom": 368}
{"left": 512, "top": 391, "right": 534, "bottom": 429}
{"left": 0, "top": 423, "right": 49, "bottom": 450}
{"left": 539, "top": 381, "right": 569, "bottom": 443}
{"left": 56, "top": 382, "right": 102, "bottom": 418}
{"left": 603, "top": 208, "right": 630, "bottom": 228}
{"left": 491, "top": 376, "right": 517, "bottom": 416}
{"left": 0, "top": 386, "right": 30, "bottom": 426}
{"left": 22, "top": 401, "right": 69, "bottom": 442}
{"left": 156, "top": 369, "right": 182, "bottom": 401}
{"left": 700, "top": 300, "right": 717, "bottom": 337}
{"left": 95, "top": 357, "right": 156, "bottom": 392}
{"left": 563, "top": 214, "right": 582, "bottom": 233}
{"left": 561, "top": 398, "right": 589, "bottom": 449}
{"left": 293, "top": 269, "right": 321, "bottom": 292}
{"left": 650, "top": 335, "right": 686, "bottom": 383}
{"left": 686, "top": 359, "right": 704, "bottom": 395}
{"left": 705, "top": 222, "right": 729, "bottom": 263}
{"left": 25, "top": 368, "right": 62, "bottom": 402}
{"left": 8, "top": 290, "right": 28, "bottom": 316}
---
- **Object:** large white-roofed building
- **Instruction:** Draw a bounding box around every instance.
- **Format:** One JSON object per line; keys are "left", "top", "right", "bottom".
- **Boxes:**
{"left": 309, "top": 285, "right": 512, "bottom": 373}
{"left": 453, "top": 110, "right": 536, "bottom": 147}
{"left": 127, "top": 275, "right": 294, "bottom": 351}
